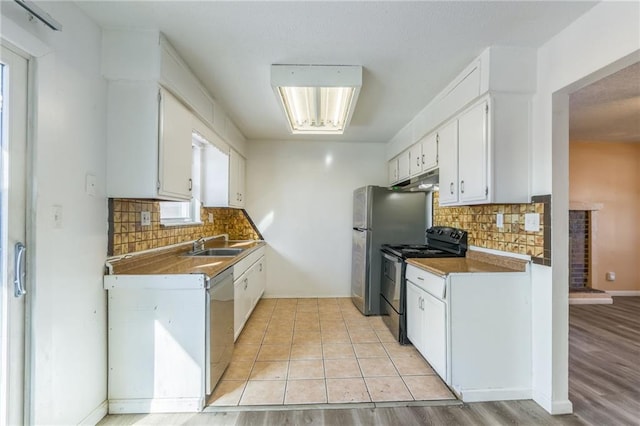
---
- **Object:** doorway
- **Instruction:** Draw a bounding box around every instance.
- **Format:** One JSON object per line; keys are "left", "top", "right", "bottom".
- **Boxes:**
{"left": 0, "top": 42, "right": 29, "bottom": 425}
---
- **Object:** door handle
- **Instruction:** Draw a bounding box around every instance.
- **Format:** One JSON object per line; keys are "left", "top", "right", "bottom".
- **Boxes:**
{"left": 14, "top": 242, "right": 27, "bottom": 298}
{"left": 422, "top": 154, "right": 425, "bottom": 165}
{"left": 450, "top": 182, "right": 454, "bottom": 195}
{"left": 460, "top": 180, "right": 465, "bottom": 194}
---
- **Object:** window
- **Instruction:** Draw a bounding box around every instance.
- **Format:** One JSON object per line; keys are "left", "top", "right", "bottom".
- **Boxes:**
{"left": 159, "top": 136, "right": 203, "bottom": 226}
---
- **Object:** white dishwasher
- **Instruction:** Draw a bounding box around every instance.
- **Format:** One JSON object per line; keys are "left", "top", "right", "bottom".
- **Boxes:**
{"left": 104, "top": 267, "right": 234, "bottom": 414}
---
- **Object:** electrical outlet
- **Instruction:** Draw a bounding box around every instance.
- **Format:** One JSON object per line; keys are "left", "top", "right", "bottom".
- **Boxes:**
{"left": 208, "top": 213, "right": 214, "bottom": 223}
{"left": 141, "top": 211, "right": 151, "bottom": 226}
{"left": 524, "top": 213, "right": 540, "bottom": 232}
{"left": 606, "top": 272, "right": 616, "bottom": 281}
{"left": 496, "top": 213, "right": 504, "bottom": 228}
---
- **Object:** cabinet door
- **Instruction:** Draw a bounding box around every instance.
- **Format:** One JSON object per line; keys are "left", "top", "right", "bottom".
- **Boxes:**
{"left": 421, "top": 132, "right": 438, "bottom": 172}
{"left": 406, "top": 281, "right": 424, "bottom": 352}
{"left": 158, "top": 88, "right": 193, "bottom": 200}
{"left": 229, "top": 149, "right": 246, "bottom": 208}
{"left": 422, "top": 291, "right": 447, "bottom": 379}
{"left": 397, "top": 149, "right": 411, "bottom": 182}
{"left": 234, "top": 274, "right": 251, "bottom": 340}
{"left": 388, "top": 159, "right": 399, "bottom": 185}
{"left": 458, "top": 101, "right": 489, "bottom": 204}
{"left": 254, "top": 257, "right": 266, "bottom": 304}
{"left": 408, "top": 143, "right": 422, "bottom": 178}
{"left": 437, "top": 120, "right": 459, "bottom": 205}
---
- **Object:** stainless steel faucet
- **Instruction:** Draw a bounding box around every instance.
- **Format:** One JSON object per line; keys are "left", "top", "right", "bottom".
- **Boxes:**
{"left": 193, "top": 237, "right": 205, "bottom": 252}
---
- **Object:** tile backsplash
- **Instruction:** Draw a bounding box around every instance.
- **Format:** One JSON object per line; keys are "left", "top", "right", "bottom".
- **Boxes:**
{"left": 433, "top": 192, "right": 550, "bottom": 264}
{"left": 108, "top": 199, "right": 260, "bottom": 256}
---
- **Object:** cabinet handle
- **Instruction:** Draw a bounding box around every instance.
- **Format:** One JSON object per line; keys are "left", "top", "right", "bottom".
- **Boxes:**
{"left": 417, "top": 276, "right": 424, "bottom": 281}
{"left": 239, "top": 193, "right": 243, "bottom": 202}
{"left": 460, "top": 180, "right": 465, "bottom": 194}
{"left": 416, "top": 156, "right": 420, "bottom": 167}
{"left": 188, "top": 178, "right": 193, "bottom": 191}
{"left": 449, "top": 182, "right": 454, "bottom": 195}
{"left": 259, "top": 263, "right": 263, "bottom": 272}
{"left": 244, "top": 278, "right": 248, "bottom": 290}
{"left": 422, "top": 154, "right": 425, "bottom": 165}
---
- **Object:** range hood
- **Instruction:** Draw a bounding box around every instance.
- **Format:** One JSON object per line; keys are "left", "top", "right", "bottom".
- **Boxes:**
{"left": 392, "top": 169, "right": 439, "bottom": 192}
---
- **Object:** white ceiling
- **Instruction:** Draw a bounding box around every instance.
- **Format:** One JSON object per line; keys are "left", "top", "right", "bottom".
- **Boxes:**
{"left": 570, "top": 61, "right": 640, "bottom": 143}
{"left": 75, "top": 1, "right": 598, "bottom": 143}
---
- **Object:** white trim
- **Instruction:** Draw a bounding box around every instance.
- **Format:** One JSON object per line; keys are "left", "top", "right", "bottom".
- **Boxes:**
{"left": 108, "top": 398, "right": 205, "bottom": 414}
{"left": 78, "top": 401, "right": 108, "bottom": 426}
{"left": 569, "top": 297, "right": 612, "bottom": 305}
{"left": 469, "top": 245, "right": 532, "bottom": 261}
{"left": 606, "top": 291, "right": 640, "bottom": 296}
{"left": 458, "top": 387, "right": 532, "bottom": 402}
{"left": 551, "top": 399, "right": 574, "bottom": 415}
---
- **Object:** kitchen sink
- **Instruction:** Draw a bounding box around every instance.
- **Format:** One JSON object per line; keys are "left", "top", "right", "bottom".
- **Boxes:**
{"left": 187, "top": 248, "right": 243, "bottom": 257}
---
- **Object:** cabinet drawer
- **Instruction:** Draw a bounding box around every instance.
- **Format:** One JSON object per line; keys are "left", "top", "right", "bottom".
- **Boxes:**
{"left": 406, "top": 265, "right": 446, "bottom": 299}
{"left": 233, "top": 246, "right": 265, "bottom": 278}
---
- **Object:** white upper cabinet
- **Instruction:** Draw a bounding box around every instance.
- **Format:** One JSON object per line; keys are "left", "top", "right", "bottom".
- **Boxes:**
{"left": 158, "top": 88, "right": 194, "bottom": 200}
{"left": 103, "top": 30, "right": 247, "bottom": 200}
{"left": 408, "top": 143, "right": 422, "bottom": 178}
{"left": 438, "top": 95, "right": 530, "bottom": 206}
{"left": 229, "top": 149, "right": 246, "bottom": 208}
{"left": 457, "top": 101, "right": 488, "bottom": 204}
{"left": 420, "top": 131, "right": 439, "bottom": 173}
{"left": 386, "top": 47, "right": 535, "bottom": 204}
{"left": 388, "top": 159, "right": 399, "bottom": 185}
{"left": 397, "top": 149, "right": 411, "bottom": 183}
{"left": 436, "top": 120, "right": 459, "bottom": 205}
{"left": 106, "top": 82, "right": 194, "bottom": 200}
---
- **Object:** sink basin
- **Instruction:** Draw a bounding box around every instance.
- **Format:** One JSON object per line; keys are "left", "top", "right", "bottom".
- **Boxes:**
{"left": 187, "top": 248, "right": 243, "bottom": 257}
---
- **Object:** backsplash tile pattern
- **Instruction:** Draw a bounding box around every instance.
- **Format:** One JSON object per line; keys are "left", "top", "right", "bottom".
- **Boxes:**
{"left": 433, "top": 192, "right": 548, "bottom": 260}
{"left": 108, "top": 199, "right": 260, "bottom": 256}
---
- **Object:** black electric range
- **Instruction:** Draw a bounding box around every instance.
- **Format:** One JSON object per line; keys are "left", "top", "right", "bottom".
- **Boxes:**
{"left": 380, "top": 226, "right": 467, "bottom": 344}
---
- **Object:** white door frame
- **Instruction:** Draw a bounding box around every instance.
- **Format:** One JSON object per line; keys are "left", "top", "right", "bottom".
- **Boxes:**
{"left": 0, "top": 40, "right": 31, "bottom": 426}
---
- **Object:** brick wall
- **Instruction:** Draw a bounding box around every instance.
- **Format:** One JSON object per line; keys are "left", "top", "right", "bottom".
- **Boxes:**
{"left": 569, "top": 210, "right": 590, "bottom": 288}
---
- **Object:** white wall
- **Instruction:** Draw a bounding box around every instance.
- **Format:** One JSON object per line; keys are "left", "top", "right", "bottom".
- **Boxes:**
{"left": 2, "top": 3, "right": 108, "bottom": 424}
{"left": 246, "top": 140, "right": 386, "bottom": 297}
{"left": 531, "top": 1, "right": 640, "bottom": 414}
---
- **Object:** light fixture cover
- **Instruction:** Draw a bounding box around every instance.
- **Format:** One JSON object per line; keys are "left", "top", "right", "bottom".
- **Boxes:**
{"left": 271, "top": 65, "right": 362, "bottom": 135}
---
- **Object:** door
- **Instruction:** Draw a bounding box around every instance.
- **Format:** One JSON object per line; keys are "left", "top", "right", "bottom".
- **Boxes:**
{"left": 352, "top": 186, "right": 371, "bottom": 229}
{"left": 458, "top": 101, "right": 488, "bottom": 204}
{"left": 0, "top": 43, "right": 29, "bottom": 426}
{"left": 350, "top": 229, "right": 370, "bottom": 314}
{"left": 437, "top": 119, "right": 459, "bottom": 205}
{"left": 405, "top": 281, "right": 424, "bottom": 352}
{"left": 408, "top": 142, "right": 422, "bottom": 177}
{"left": 423, "top": 291, "right": 447, "bottom": 379}
{"left": 158, "top": 87, "right": 193, "bottom": 200}
{"left": 421, "top": 131, "right": 439, "bottom": 172}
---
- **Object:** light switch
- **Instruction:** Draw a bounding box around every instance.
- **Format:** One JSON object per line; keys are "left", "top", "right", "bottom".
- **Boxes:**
{"left": 141, "top": 211, "right": 151, "bottom": 226}
{"left": 496, "top": 213, "right": 504, "bottom": 229}
{"left": 524, "top": 213, "right": 540, "bottom": 232}
{"left": 52, "top": 205, "right": 63, "bottom": 229}
{"left": 85, "top": 174, "right": 97, "bottom": 197}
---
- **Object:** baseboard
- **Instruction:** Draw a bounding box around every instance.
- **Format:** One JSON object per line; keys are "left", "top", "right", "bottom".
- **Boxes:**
{"left": 532, "top": 390, "right": 573, "bottom": 415}
{"left": 606, "top": 290, "right": 640, "bottom": 296}
{"left": 458, "top": 387, "right": 531, "bottom": 402}
{"left": 108, "top": 397, "right": 205, "bottom": 414}
{"left": 551, "top": 399, "right": 574, "bottom": 415}
{"left": 79, "top": 400, "right": 108, "bottom": 425}
{"left": 569, "top": 297, "right": 612, "bottom": 305}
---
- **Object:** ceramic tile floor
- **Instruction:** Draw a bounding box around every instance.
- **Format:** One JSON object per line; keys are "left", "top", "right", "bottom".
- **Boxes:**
{"left": 208, "top": 297, "right": 456, "bottom": 407}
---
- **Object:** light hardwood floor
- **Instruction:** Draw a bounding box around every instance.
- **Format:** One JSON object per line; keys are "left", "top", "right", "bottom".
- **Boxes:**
{"left": 99, "top": 297, "right": 640, "bottom": 425}
{"left": 569, "top": 296, "right": 640, "bottom": 426}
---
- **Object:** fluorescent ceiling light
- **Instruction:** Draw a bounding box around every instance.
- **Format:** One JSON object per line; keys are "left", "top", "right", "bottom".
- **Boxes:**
{"left": 271, "top": 65, "right": 362, "bottom": 135}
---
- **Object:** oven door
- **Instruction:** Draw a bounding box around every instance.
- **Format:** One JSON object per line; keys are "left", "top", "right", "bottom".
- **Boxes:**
{"left": 380, "top": 252, "right": 403, "bottom": 313}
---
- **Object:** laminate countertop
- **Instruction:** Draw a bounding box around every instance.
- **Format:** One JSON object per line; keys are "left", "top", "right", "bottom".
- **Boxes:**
{"left": 106, "top": 238, "right": 266, "bottom": 277}
{"left": 406, "top": 250, "right": 529, "bottom": 277}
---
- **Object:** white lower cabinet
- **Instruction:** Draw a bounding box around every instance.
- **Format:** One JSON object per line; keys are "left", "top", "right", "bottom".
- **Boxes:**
{"left": 406, "top": 263, "right": 531, "bottom": 402}
{"left": 233, "top": 247, "right": 266, "bottom": 340}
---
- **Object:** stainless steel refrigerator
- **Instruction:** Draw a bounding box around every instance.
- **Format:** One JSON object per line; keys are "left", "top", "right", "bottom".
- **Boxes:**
{"left": 351, "top": 186, "right": 426, "bottom": 315}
